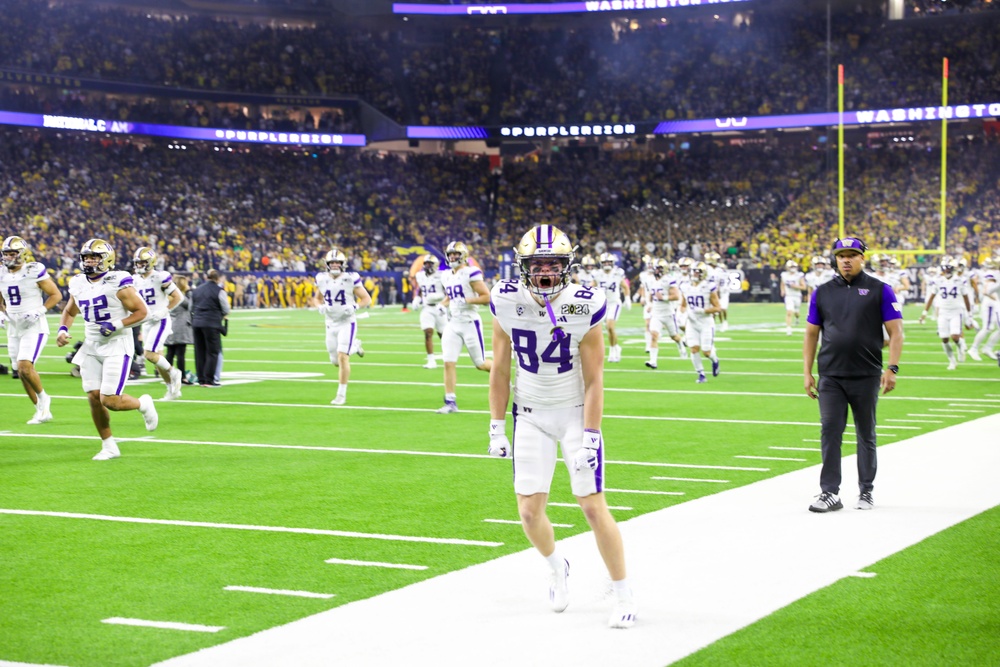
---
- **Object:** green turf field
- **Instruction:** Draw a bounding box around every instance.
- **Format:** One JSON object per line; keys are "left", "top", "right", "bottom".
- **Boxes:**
{"left": 1, "top": 302, "right": 997, "bottom": 666}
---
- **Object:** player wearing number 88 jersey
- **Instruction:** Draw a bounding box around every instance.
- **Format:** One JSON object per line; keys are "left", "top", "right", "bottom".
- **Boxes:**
{"left": 488, "top": 224, "right": 636, "bottom": 629}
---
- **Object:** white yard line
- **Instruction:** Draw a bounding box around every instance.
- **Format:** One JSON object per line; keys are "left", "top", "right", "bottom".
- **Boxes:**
{"left": 847, "top": 572, "right": 878, "bottom": 579}
{"left": 548, "top": 502, "right": 634, "bottom": 511}
{"left": 484, "top": 518, "right": 574, "bottom": 528}
{"left": 769, "top": 447, "right": 820, "bottom": 452}
{"left": 735, "top": 455, "right": 806, "bottom": 462}
{"left": 649, "top": 476, "right": 729, "bottom": 484}
{"left": 223, "top": 586, "right": 335, "bottom": 599}
{"left": 605, "top": 488, "right": 685, "bottom": 496}
{"left": 153, "top": 414, "right": 1000, "bottom": 667}
{"left": 0, "top": 509, "right": 501, "bottom": 548}
{"left": 884, "top": 419, "right": 943, "bottom": 423}
{"left": 324, "top": 558, "right": 427, "bottom": 571}
{"left": 101, "top": 618, "right": 224, "bottom": 633}
{"left": 0, "top": 661, "right": 72, "bottom": 667}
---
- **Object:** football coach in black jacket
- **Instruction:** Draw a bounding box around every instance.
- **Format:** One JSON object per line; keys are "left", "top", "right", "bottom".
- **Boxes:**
{"left": 803, "top": 237, "right": 903, "bottom": 513}
{"left": 191, "top": 269, "right": 230, "bottom": 387}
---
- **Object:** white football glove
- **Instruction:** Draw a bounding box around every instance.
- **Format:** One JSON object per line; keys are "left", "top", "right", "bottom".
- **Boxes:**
{"left": 487, "top": 419, "right": 511, "bottom": 458}
{"left": 573, "top": 429, "right": 602, "bottom": 472}
{"left": 317, "top": 304, "right": 333, "bottom": 315}
{"left": 693, "top": 307, "right": 706, "bottom": 316}
{"left": 0, "top": 311, "right": 7, "bottom": 329}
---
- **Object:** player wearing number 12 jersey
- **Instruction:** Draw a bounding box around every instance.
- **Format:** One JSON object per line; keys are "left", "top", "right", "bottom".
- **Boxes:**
{"left": 488, "top": 224, "right": 636, "bottom": 630}
{"left": 132, "top": 247, "right": 184, "bottom": 400}
{"left": 56, "top": 239, "right": 159, "bottom": 460}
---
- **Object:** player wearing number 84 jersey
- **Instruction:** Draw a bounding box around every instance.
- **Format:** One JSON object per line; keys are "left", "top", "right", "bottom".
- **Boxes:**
{"left": 488, "top": 224, "right": 636, "bottom": 630}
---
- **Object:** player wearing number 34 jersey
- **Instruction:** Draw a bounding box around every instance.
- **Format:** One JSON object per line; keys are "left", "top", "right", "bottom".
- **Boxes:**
{"left": 488, "top": 224, "right": 636, "bottom": 630}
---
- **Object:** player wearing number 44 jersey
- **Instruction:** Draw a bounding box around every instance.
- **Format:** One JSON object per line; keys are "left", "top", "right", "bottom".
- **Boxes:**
{"left": 1, "top": 235, "right": 62, "bottom": 425}
{"left": 489, "top": 224, "right": 636, "bottom": 630}
{"left": 313, "top": 248, "right": 372, "bottom": 406}
{"left": 56, "top": 239, "right": 159, "bottom": 461}
{"left": 132, "top": 247, "right": 184, "bottom": 401}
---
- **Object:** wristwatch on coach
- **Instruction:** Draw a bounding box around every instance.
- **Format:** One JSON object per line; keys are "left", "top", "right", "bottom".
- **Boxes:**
{"left": 887, "top": 365, "right": 899, "bottom": 374}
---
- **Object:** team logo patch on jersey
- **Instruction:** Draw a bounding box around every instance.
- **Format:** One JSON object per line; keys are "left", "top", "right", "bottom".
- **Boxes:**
{"left": 561, "top": 304, "right": 590, "bottom": 315}
{"left": 858, "top": 289, "right": 870, "bottom": 295}
{"left": 516, "top": 305, "right": 525, "bottom": 316}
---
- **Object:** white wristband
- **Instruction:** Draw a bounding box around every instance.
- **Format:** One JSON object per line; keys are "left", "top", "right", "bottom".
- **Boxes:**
{"left": 921, "top": 309, "right": 928, "bottom": 317}
{"left": 111, "top": 319, "right": 124, "bottom": 330}
{"left": 489, "top": 419, "right": 506, "bottom": 436}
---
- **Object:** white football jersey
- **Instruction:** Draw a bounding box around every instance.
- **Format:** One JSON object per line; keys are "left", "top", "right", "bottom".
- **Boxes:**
{"left": 595, "top": 267, "right": 626, "bottom": 304}
{"left": 490, "top": 280, "right": 607, "bottom": 408}
{"left": 806, "top": 269, "right": 835, "bottom": 292}
{"left": 648, "top": 275, "right": 680, "bottom": 316}
{"left": 637, "top": 270, "right": 655, "bottom": 303}
{"left": 710, "top": 266, "right": 731, "bottom": 295}
{"left": 680, "top": 277, "right": 717, "bottom": 322}
{"left": 133, "top": 269, "right": 178, "bottom": 318}
{"left": 442, "top": 265, "right": 485, "bottom": 323}
{"left": 316, "top": 271, "right": 363, "bottom": 321}
{"left": 931, "top": 274, "right": 968, "bottom": 313}
{"left": 575, "top": 269, "right": 597, "bottom": 289}
{"left": 415, "top": 270, "right": 446, "bottom": 305}
{"left": 0, "top": 262, "right": 48, "bottom": 314}
{"left": 68, "top": 271, "right": 136, "bottom": 343}
{"left": 780, "top": 270, "right": 804, "bottom": 296}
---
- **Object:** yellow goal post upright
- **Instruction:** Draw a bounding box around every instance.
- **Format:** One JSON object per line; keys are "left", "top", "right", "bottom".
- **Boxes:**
{"left": 836, "top": 60, "right": 949, "bottom": 259}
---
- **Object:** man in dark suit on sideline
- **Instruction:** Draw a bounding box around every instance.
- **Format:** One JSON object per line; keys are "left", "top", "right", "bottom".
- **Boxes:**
{"left": 191, "top": 269, "right": 230, "bottom": 387}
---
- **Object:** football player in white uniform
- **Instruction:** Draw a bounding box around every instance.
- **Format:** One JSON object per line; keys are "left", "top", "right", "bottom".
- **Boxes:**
{"left": 575, "top": 255, "right": 598, "bottom": 289}
{"left": 132, "top": 247, "right": 184, "bottom": 400}
{"left": 704, "top": 252, "right": 731, "bottom": 332}
{"left": 594, "top": 252, "right": 630, "bottom": 362}
{"left": 919, "top": 256, "right": 971, "bottom": 369}
{"left": 968, "top": 257, "right": 999, "bottom": 361}
{"left": 488, "top": 224, "right": 635, "bottom": 629}
{"left": 805, "top": 255, "right": 835, "bottom": 300}
{"left": 888, "top": 256, "right": 912, "bottom": 306}
{"left": 646, "top": 258, "right": 687, "bottom": 368}
{"left": 1, "top": 235, "right": 62, "bottom": 424}
{"left": 55, "top": 239, "right": 158, "bottom": 460}
{"left": 780, "top": 259, "right": 806, "bottom": 335}
{"left": 682, "top": 262, "right": 722, "bottom": 383}
{"left": 633, "top": 255, "right": 654, "bottom": 353}
{"left": 313, "top": 248, "right": 372, "bottom": 405}
{"left": 437, "top": 241, "right": 492, "bottom": 413}
{"left": 412, "top": 254, "right": 447, "bottom": 369}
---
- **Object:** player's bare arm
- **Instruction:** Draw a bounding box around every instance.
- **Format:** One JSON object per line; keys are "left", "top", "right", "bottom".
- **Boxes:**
{"left": 118, "top": 287, "right": 148, "bottom": 326}
{"left": 39, "top": 277, "right": 62, "bottom": 311}
{"left": 354, "top": 284, "right": 373, "bottom": 309}
{"left": 56, "top": 296, "right": 80, "bottom": 346}
{"left": 488, "top": 318, "right": 513, "bottom": 420}
{"left": 467, "top": 278, "right": 491, "bottom": 306}
{"left": 579, "top": 324, "right": 605, "bottom": 431}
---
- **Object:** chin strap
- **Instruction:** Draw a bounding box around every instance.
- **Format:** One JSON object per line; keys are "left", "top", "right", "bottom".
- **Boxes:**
{"left": 542, "top": 294, "right": 568, "bottom": 342}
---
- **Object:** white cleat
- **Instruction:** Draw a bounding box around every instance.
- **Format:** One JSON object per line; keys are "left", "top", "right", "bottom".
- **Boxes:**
{"left": 436, "top": 402, "right": 458, "bottom": 414}
{"left": 968, "top": 348, "right": 982, "bottom": 362}
{"left": 92, "top": 448, "right": 120, "bottom": 461}
{"left": 27, "top": 410, "right": 53, "bottom": 425}
{"left": 168, "top": 367, "right": 183, "bottom": 398}
{"left": 356, "top": 340, "right": 365, "bottom": 358}
{"left": 956, "top": 347, "right": 966, "bottom": 362}
{"left": 608, "top": 596, "right": 637, "bottom": 629}
{"left": 548, "top": 559, "right": 570, "bottom": 613}
{"left": 947, "top": 360, "right": 957, "bottom": 371}
{"left": 422, "top": 361, "right": 438, "bottom": 369}
{"left": 984, "top": 348, "right": 997, "bottom": 360}
{"left": 331, "top": 395, "right": 346, "bottom": 406}
{"left": 138, "top": 394, "right": 158, "bottom": 431}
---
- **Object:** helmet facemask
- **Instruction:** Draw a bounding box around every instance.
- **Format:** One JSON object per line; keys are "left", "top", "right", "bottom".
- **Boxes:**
{"left": 521, "top": 256, "right": 571, "bottom": 298}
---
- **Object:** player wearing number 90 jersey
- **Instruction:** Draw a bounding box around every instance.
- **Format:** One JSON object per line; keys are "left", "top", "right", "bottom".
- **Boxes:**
{"left": 488, "top": 224, "right": 636, "bottom": 630}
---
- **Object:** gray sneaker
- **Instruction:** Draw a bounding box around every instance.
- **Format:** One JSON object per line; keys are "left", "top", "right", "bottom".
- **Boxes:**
{"left": 809, "top": 492, "right": 843, "bottom": 513}
{"left": 855, "top": 492, "right": 874, "bottom": 510}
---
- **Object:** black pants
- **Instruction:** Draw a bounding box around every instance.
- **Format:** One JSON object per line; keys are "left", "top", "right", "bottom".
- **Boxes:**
{"left": 165, "top": 343, "right": 187, "bottom": 374}
{"left": 193, "top": 327, "right": 222, "bottom": 385}
{"left": 818, "top": 375, "right": 880, "bottom": 495}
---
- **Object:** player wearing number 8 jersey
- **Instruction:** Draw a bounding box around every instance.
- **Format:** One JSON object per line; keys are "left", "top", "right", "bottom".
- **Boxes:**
{"left": 56, "top": 239, "right": 158, "bottom": 460}
{"left": 488, "top": 224, "right": 636, "bottom": 629}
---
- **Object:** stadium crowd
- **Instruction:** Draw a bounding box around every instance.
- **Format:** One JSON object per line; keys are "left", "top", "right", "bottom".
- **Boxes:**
{"left": 0, "top": 1, "right": 998, "bottom": 127}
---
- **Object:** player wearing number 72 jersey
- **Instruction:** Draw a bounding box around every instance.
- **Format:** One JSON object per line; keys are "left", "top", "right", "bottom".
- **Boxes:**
{"left": 488, "top": 224, "right": 636, "bottom": 629}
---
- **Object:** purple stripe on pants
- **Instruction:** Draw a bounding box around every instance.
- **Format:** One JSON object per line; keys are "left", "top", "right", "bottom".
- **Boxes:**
{"left": 511, "top": 403, "right": 519, "bottom": 484}
{"left": 473, "top": 318, "right": 485, "bottom": 360}
{"left": 31, "top": 333, "right": 45, "bottom": 363}
{"left": 114, "top": 354, "right": 131, "bottom": 395}
{"left": 595, "top": 433, "right": 604, "bottom": 492}
{"left": 151, "top": 318, "right": 168, "bottom": 352}
{"left": 348, "top": 321, "right": 356, "bottom": 353}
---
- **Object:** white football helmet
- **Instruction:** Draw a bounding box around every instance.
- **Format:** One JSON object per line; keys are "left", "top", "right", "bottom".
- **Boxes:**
{"left": 785, "top": 260, "right": 798, "bottom": 271}
{"left": 652, "top": 258, "right": 668, "bottom": 279}
{"left": 581, "top": 255, "right": 596, "bottom": 272}
{"left": 325, "top": 248, "right": 347, "bottom": 276}
{"left": 704, "top": 251, "right": 721, "bottom": 266}
{"left": 691, "top": 262, "right": 710, "bottom": 284}
{"left": 422, "top": 254, "right": 438, "bottom": 275}
{"left": 80, "top": 238, "right": 116, "bottom": 275}
{"left": 677, "top": 257, "right": 694, "bottom": 274}
{"left": 133, "top": 247, "right": 156, "bottom": 275}
{"left": 445, "top": 242, "right": 469, "bottom": 270}
{"left": 940, "top": 256, "right": 956, "bottom": 276}
{"left": 514, "top": 224, "right": 575, "bottom": 297}
{"left": 1, "top": 235, "right": 28, "bottom": 269}
{"left": 599, "top": 252, "right": 616, "bottom": 273}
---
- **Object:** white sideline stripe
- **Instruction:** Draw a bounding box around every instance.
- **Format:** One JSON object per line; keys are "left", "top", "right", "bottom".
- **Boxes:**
{"left": 770, "top": 447, "right": 820, "bottom": 453}
{"left": 223, "top": 586, "right": 335, "bottom": 600}
{"left": 931, "top": 408, "right": 985, "bottom": 413}
{"left": 908, "top": 413, "right": 964, "bottom": 417}
{"left": 153, "top": 415, "right": 1000, "bottom": 667}
{"left": 735, "top": 455, "right": 806, "bottom": 462}
{"left": 102, "top": 617, "right": 224, "bottom": 633}
{"left": 0, "top": 509, "right": 501, "bottom": 548}
{"left": 0, "top": 431, "right": 767, "bottom": 471}
{"left": 0, "top": 661, "right": 72, "bottom": 667}
{"left": 885, "top": 419, "right": 943, "bottom": 423}
{"left": 484, "top": 518, "right": 574, "bottom": 528}
{"left": 605, "top": 488, "right": 685, "bottom": 496}
{"left": 650, "top": 476, "right": 729, "bottom": 484}
{"left": 325, "top": 558, "right": 427, "bottom": 571}
{"left": 548, "top": 502, "right": 634, "bottom": 511}
{"left": 847, "top": 572, "right": 878, "bottom": 579}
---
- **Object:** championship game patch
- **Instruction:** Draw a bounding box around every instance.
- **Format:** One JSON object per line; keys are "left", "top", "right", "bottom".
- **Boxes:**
{"left": 561, "top": 304, "right": 590, "bottom": 315}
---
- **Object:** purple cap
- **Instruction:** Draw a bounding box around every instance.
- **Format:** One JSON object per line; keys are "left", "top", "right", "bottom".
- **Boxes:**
{"left": 832, "top": 237, "right": 867, "bottom": 255}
